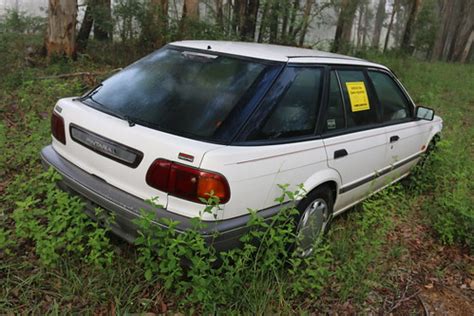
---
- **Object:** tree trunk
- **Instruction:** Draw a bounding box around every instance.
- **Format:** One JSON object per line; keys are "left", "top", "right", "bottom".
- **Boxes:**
{"left": 459, "top": 31, "right": 474, "bottom": 63}
{"left": 184, "top": 0, "right": 199, "bottom": 19}
{"left": 371, "top": 0, "right": 386, "bottom": 49}
{"left": 237, "top": 0, "right": 247, "bottom": 37}
{"left": 94, "top": 0, "right": 111, "bottom": 41}
{"left": 465, "top": 33, "right": 474, "bottom": 63}
{"left": 258, "top": 0, "right": 271, "bottom": 42}
{"left": 440, "top": 0, "right": 460, "bottom": 60}
{"left": 77, "top": 0, "right": 93, "bottom": 51}
{"left": 45, "top": 0, "right": 77, "bottom": 58}
{"left": 241, "top": 0, "right": 259, "bottom": 40}
{"left": 383, "top": 0, "right": 398, "bottom": 52}
{"left": 392, "top": 0, "right": 409, "bottom": 47}
{"left": 269, "top": 0, "right": 281, "bottom": 43}
{"left": 232, "top": 0, "right": 242, "bottom": 35}
{"left": 430, "top": 0, "right": 473, "bottom": 62}
{"left": 448, "top": 0, "right": 474, "bottom": 62}
{"left": 288, "top": 0, "right": 299, "bottom": 38}
{"left": 215, "top": 0, "right": 224, "bottom": 31}
{"left": 149, "top": 0, "right": 168, "bottom": 47}
{"left": 362, "top": 2, "right": 370, "bottom": 46}
{"left": 298, "top": 0, "right": 314, "bottom": 47}
{"left": 401, "top": 0, "right": 422, "bottom": 53}
{"left": 333, "top": 0, "right": 360, "bottom": 53}
{"left": 356, "top": 4, "right": 364, "bottom": 48}
{"left": 280, "top": 0, "right": 290, "bottom": 42}
{"left": 180, "top": 0, "right": 199, "bottom": 38}
{"left": 430, "top": 0, "right": 450, "bottom": 60}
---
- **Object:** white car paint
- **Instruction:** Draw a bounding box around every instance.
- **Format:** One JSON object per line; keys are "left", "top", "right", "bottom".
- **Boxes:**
{"left": 50, "top": 41, "right": 443, "bottom": 223}
{"left": 52, "top": 97, "right": 225, "bottom": 220}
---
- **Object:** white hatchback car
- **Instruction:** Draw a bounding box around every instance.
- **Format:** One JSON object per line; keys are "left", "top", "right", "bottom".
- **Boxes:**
{"left": 41, "top": 41, "right": 442, "bottom": 255}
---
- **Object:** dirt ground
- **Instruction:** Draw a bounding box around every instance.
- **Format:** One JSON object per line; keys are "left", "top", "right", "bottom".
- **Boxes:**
{"left": 389, "top": 208, "right": 473, "bottom": 315}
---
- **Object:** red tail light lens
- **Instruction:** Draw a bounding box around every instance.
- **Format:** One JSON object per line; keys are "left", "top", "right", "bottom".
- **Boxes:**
{"left": 51, "top": 112, "right": 66, "bottom": 144}
{"left": 146, "top": 159, "right": 230, "bottom": 204}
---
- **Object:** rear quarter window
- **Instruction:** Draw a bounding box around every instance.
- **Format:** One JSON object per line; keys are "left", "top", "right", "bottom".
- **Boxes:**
{"left": 246, "top": 67, "right": 324, "bottom": 141}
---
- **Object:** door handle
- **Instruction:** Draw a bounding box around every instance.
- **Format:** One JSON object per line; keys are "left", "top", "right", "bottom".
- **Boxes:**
{"left": 334, "top": 149, "right": 348, "bottom": 159}
{"left": 390, "top": 135, "right": 400, "bottom": 143}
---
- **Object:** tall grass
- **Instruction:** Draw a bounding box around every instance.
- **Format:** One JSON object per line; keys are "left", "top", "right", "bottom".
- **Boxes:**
{"left": 1, "top": 33, "right": 472, "bottom": 313}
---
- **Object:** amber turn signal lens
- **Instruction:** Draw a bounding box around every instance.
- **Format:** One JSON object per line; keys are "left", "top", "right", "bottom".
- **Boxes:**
{"left": 197, "top": 175, "right": 229, "bottom": 202}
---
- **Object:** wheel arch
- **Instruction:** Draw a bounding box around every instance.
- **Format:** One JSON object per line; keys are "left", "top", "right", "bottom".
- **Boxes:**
{"left": 425, "top": 117, "right": 443, "bottom": 148}
{"left": 301, "top": 169, "right": 341, "bottom": 205}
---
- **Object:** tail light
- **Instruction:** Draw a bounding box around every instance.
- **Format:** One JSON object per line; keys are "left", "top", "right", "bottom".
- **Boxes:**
{"left": 146, "top": 159, "right": 230, "bottom": 204}
{"left": 51, "top": 111, "right": 66, "bottom": 144}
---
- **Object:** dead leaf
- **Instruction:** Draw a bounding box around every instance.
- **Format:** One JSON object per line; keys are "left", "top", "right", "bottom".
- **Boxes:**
{"left": 110, "top": 301, "right": 116, "bottom": 316}
{"left": 160, "top": 301, "right": 168, "bottom": 313}
{"left": 11, "top": 288, "right": 19, "bottom": 298}
{"left": 424, "top": 284, "right": 434, "bottom": 289}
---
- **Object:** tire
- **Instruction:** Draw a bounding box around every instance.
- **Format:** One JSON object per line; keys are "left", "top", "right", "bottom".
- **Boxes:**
{"left": 295, "top": 186, "right": 334, "bottom": 257}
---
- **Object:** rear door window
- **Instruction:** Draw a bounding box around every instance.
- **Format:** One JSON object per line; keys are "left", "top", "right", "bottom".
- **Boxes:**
{"left": 337, "top": 70, "right": 379, "bottom": 128}
{"left": 368, "top": 71, "right": 412, "bottom": 122}
{"left": 323, "top": 71, "right": 346, "bottom": 132}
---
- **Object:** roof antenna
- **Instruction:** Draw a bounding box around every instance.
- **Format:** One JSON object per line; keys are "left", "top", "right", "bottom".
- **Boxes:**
{"left": 207, "top": 45, "right": 212, "bottom": 50}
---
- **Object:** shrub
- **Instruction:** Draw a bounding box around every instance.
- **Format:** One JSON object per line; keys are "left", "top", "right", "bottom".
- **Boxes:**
{"left": 413, "top": 140, "right": 474, "bottom": 250}
{"left": 8, "top": 169, "right": 115, "bottom": 266}
{"left": 132, "top": 185, "right": 332, "bottom": 313}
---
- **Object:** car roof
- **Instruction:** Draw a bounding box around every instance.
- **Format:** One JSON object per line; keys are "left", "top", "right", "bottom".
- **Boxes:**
{"left": 169, "top": 40, "right": 389, "bottom": 70}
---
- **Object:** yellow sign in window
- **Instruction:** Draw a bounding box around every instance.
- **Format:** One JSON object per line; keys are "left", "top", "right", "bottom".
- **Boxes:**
{"left": 346, "top": 82, "right": 370, "bottom": 112}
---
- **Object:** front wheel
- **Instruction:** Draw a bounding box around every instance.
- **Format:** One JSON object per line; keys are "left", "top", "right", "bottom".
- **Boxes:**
{"left": 295, "top": 187, "right": 333, "bottom": 257}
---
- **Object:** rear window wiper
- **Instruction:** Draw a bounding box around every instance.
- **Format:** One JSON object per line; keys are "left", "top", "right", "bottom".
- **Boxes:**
{"left": 76, "top": 83, "right": 103, "bottom": 101}
{"left": 123, "top": 115, "right": 136, "bottom": 127}
{"left": 78, "top": 94, "right": 137, "bottom": 127}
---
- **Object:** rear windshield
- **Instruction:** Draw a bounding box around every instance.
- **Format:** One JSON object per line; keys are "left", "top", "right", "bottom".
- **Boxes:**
{"left": 82, "top": 47, "right": 270, "bottom": 140}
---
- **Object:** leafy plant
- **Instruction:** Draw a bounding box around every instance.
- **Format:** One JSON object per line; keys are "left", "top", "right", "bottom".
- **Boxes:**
{"left": 9, "top": 169, "right": 115, "bottom": 266}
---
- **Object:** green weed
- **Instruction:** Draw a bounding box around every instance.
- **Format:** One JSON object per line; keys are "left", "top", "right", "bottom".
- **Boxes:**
{"left": 7, "top": 169, "right": 114, "bottom": 266}
{"left": 0, "top": 32, "right": 472, "bottom": 313}
{"left": 129, "top": 186, "right": 332, "bottom": 313}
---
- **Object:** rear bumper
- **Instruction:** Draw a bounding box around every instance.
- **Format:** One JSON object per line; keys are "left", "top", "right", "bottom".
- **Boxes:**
{"left": 40, "top": 145, "right": 285, "bottom": 251}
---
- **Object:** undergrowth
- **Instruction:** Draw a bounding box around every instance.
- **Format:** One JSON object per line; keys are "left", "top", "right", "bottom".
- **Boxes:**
{"left": 1, "top": 33, "right": 472, "bottom": 314}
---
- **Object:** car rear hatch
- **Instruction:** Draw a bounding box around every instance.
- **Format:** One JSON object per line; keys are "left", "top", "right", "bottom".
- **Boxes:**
{"left": 52, "top": 97, "right": 223, "bottom": 215}
{"left": 51, "top": 46, "right": 280, "bottom": 218}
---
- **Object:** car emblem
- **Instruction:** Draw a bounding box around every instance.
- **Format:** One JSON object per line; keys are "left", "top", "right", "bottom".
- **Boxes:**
{"left": 178, "top": 152, "right": 194, "bottom": 162}
{"left": 70, "top": 124, "right": 143, "bottom": 168}
{"left": 85, "top": 137, "right": 118, "bottom": 155}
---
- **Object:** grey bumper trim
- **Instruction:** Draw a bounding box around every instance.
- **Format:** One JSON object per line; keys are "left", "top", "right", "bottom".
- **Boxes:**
{"left": 40, "top": 145, "right": 287, "bottom": 250}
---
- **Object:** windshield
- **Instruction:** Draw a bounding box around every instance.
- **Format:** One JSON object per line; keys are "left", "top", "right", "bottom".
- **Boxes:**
{"left": 82, "top": 47, "right": 271, "bottom": 140}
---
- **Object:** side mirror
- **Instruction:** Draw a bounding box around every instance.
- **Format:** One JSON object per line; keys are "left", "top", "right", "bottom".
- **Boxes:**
{"left": 416, "top": 106, "right": 435, "bottom": 121}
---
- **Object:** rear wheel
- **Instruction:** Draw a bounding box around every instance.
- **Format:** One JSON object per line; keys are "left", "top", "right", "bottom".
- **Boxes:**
{"left": 295, "top": 186, "right": 333, "bottom": 257}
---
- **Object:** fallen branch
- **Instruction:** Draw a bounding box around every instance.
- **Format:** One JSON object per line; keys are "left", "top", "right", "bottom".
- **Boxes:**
{"left": 387, "top": 290, "right": 421, "bottom": 314}
{"left": 37, "top": 68, "right": 122, "bottom": 80}
{"left": 417, "top": 294, "right": 431, "bottom": 316}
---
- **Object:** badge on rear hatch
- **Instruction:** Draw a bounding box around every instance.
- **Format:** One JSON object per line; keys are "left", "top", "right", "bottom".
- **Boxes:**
{"left": 178, "top": 152, "right": 194, "bottom": 162}
{"left": 70, "top": 124, "right": 143, "bottom": 168}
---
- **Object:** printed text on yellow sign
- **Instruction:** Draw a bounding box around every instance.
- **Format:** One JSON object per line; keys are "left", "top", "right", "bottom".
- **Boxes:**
{"left": 346, "top": 81, "right": 370, "bottom": 112}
